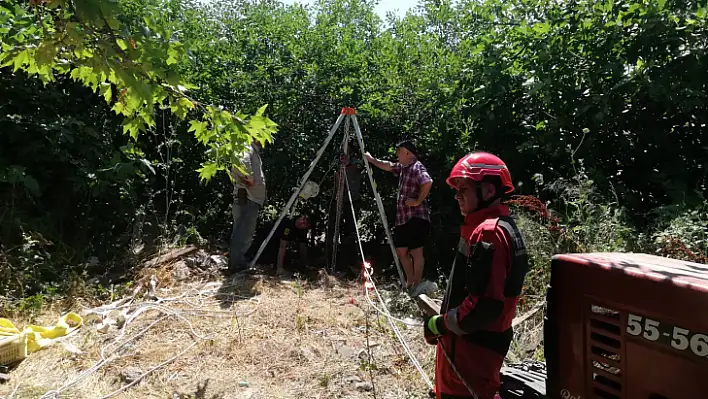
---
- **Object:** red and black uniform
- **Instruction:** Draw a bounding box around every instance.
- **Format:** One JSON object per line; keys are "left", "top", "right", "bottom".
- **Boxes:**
{"left": 431, "top": 204, "right": 529, "bottom": 399}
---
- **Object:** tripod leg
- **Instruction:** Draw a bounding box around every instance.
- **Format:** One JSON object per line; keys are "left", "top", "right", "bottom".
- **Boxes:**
{"left": 325, "top": 125, "right": 351, "bottom": 270}
{"left": 249, "top": 113, "right": 346, "bottom": 269}
{"left": 330, "top": 116, "right": 350, "bottom": 272}
{"left": 325, "top": 195, "right": 337, "bottom": 269}
{"left": 351, "top": 115, "right": 406, "bottom": 287}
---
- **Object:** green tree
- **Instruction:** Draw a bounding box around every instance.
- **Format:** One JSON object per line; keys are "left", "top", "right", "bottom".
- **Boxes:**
{"left": 0, "top": 0, "right": 277, "bottom": 181}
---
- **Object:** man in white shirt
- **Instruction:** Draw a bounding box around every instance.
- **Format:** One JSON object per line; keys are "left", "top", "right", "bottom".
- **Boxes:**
{"left": 230, "top": 141, "right": 266, "bottom": 271}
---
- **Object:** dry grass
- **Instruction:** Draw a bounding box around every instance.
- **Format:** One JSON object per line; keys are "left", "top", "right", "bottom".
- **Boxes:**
{"left": 0, "top": 266, "right": 434, "bottom": 399}
{"left": 507, "top": 305, "right": 545, "bottom": 363}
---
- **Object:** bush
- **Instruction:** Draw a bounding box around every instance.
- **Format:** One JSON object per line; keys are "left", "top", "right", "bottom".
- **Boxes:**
{"left": 510, "top": 167, "right": 637, "bottom": 302}
{"left": 651, "top": 201, "right": 708, "bottom": 263}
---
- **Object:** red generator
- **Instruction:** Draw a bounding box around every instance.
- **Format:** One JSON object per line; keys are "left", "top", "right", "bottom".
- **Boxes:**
{"left": 544, "top": 252, "right": 708, "bottom": 399}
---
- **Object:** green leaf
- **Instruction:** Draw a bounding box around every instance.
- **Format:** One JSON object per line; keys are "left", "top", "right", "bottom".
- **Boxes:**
{"left": 166, "top": 47, "right": 179, "bottom": 65}
{"left": 188, "top": 120, "right": 208, "bottom": 139}
{"left": 602, "top": 0, "right": 613, "bottom": 13}
{"left": 104, "top": 15, "right": 120, "bottom": 30}
{"left": 37, "top": 65, "right": 54, "bottom": 84}
{"left": 471, "top": 42, "right": 486, "bottom": 55}
{"left": 46, "top": 0, "right": 65, "bottom": 9}
{"left": 122, "top": 117, "right": 144, "bottom": 140}
{"left": 112, "top": 100, "right": 125, "bottom": 115}
{"left": 99, "top": 83, "right": 112, "bottom": 103}
{"left": 197, "top": 162, "right": 220, "bottom": 182}
{"left": 116, "top": 38, "right": 128, "bottom": 51}
{"left": 247, "top": 116, "right": 267, "bottom": 134}
{"left": 13, "top": 49, "right": 29, "bottom": 72}
{"left": 36, "top": 42, "right": 58, "bottom": 66}
{"left": 169, "top": 97, "right": 195, "bottom": 119}
{"left": 255, "top": 104, "right": 269, "bottom": 116}
{"left": 533, "top": 22, "right": 550, "bottom": 34}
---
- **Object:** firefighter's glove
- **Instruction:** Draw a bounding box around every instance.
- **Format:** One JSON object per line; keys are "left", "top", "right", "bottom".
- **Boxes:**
{"left": 423, "top": 315, "right": 446, "bottom": 345}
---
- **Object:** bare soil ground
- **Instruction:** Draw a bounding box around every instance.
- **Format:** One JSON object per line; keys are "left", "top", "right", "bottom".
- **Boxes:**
{"left": 0, "top": 264, "right": 436, "bottom": 399}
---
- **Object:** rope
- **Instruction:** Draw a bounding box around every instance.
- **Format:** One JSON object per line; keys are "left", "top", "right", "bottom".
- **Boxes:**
{"left": 361, "top": 270, "right": 434, "bottom": 390}
{"left": 326, "top": 132, "right": 351, "bottom": 270}
{"left": 317, "top": 155, "right": 339, "bottom": 188}
{"left": 342, "top": 166, "right": 480, "bottom": 399}
{"left": 331, "top": 118, "right": 350, "bottom": 271}
{"left": 362, "top": 287, "right": 379, "bottom": 399}
{"left": 97, "top": 341, "right": 199, "bottom": 399}
{"left": 342, "top": 171, "right": 434, "bottom": 391}
{"left": 359, "top": 297, "right": 423, "bottom": 327}
{"left": 40, "top": 282, "right": 259, "bottom": 399}
{"left": 439, "top": 341, "right": 480, "bottom": 399}
{"left": 39, "top": 316, "right": 170, "bottom": 399}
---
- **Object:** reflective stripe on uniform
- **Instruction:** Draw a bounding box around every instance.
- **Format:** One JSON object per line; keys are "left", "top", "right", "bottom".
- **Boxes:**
{"left": 445, "top": 308, "right": 467, "bottom": 335}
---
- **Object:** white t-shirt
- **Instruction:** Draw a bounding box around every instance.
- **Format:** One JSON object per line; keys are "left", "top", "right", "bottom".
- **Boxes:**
{"left": 231, "top": 143, "right": 266, "bottom": 205}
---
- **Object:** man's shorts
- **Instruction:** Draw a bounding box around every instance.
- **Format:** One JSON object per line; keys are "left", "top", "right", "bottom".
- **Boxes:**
{"left": 393, "top": 217, "right": 431, "bottom": 250}
{"left": 278, "top": 219, "right": 308, "bottom": 244}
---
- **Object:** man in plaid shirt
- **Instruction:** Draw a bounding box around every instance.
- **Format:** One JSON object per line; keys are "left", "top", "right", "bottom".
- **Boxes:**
{"left": 365, "top": 140, "right": 437, "bottom": 297}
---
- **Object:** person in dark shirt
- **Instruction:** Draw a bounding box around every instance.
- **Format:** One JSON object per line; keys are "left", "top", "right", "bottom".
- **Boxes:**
{"left": 276, "top": 213, "right": 313, "bottom": 276}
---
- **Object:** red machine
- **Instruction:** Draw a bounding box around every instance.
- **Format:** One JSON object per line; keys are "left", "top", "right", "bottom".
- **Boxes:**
{"left": 500, "top": 252, "right": 708, "bottom": 399}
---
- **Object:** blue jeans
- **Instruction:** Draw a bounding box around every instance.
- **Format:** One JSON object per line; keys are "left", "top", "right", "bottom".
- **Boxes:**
{"left": 230, "top": 199, "right": 260, "bottom": 269}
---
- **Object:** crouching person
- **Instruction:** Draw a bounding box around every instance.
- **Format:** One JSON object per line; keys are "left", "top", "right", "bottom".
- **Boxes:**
{"left": 276, "top": 213, "right": 314, "bottom": 276}
{"left": 423, "top": 152, "right": 530, "bottom": 399}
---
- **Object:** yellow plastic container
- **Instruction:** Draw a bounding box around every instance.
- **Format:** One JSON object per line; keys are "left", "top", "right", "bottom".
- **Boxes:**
{"left": 0, "top": 334, "right": 28, "bottom": 366}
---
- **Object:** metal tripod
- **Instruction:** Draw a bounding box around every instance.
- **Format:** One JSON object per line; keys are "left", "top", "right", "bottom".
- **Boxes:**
{"left": 328, "top": 118, "right": 350, "bottom": 273}
{"left": 247, "top": 107, "right": 405, "bottom": 287}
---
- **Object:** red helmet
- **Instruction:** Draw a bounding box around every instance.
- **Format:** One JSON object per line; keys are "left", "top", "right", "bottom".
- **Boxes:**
{"left": 446, "top": 152, "right": 515, "bottom": 194}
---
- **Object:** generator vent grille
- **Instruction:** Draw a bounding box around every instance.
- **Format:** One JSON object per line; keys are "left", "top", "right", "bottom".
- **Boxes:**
{"left": 588, "top": 305, "right": 623, "bottom": 399}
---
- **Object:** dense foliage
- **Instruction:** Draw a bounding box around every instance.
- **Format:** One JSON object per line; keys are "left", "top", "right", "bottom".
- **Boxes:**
{"left": 1, "top": 0, "right": 706, "bottom": 299}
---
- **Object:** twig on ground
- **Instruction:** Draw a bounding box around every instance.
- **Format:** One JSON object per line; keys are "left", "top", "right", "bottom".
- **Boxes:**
{"left": 511, "top": 303, "right": 544, "bottom": 328}
{"left": 101, "top": 316, "right": 169, "bottom": 360}
{"left": 40, "top": 316, "right": 170, "bottom": 399}
{"left": 38, "top": 278, "right": 261, "bottom": 399}
{"left": 96, "top": 341, "right": 199, "bottom": 399}
{"left": 7, "top": 382, "right": 21, "bottom": 399}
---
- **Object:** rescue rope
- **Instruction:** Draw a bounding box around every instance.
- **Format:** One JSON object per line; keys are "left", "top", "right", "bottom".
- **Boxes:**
{"left": 342, "top": 172, "right": 434, "bottom": 391}
{"left": 342, "top": 173, "right": 480, "bottom": 399}
{"left": 39, "top": 282, "right": 259, "bottom": 399}
{"left": 331, "top": 118, "right": 351, "bottom": 270}
{"left": 439, "top": 341, "right": 480, "bottom": 399}
{"left": 360, "top": 265, "right": 434, "bottom": 390}
{"left": 362, "top": 288, "right": 379, "bottom": 399}
{"left": 326, "top": 131, "right": 351, "bottom": 270}
{"left": 358, "top": 296, "right": 423, "bottom": 327}
{"left": 317, "top": 154, "right": 339, "bottom": 189}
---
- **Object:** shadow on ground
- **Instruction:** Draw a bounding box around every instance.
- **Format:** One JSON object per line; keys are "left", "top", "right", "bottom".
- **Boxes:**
{"left": 213, "top": 242, "right": 406, "bottom": 310}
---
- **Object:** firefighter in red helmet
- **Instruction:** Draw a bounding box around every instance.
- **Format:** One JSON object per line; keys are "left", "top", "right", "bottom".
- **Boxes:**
{"left": 423, "top": 152, "right": 530, "bottom": 399}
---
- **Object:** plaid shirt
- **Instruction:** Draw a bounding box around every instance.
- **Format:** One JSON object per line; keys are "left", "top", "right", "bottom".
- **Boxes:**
{"left": 391, "top": 159, "right": 433, "bottom": 225}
